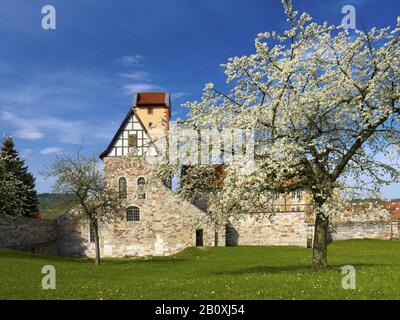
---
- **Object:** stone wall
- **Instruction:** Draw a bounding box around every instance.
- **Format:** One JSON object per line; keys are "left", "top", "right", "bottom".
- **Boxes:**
{"left": 56, "top": 212, "right": 91, "bottom": 257}
{"left": 0, "top": 214, "right": 57, "bottom": 254}
{"left": 332, "top": 220, "right": 399, "bottom": 241}
{"left": 228, "top": 211, "right": 309, "bottom": 247}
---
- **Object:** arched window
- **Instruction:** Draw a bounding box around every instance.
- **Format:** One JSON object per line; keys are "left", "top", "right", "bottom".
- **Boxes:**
{"left": 137, "top": 177, "right": 146, "bottom": 200}
{"left": 126, "top": 206, "right": 140, "bottom": 222}
{"left": 119, "top": 177, "right": 127, "bottom": 199}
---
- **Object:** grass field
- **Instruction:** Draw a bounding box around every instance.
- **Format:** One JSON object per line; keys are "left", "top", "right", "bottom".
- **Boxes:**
{"left": 1, "top": 239, "right": 400, "bottom": 300}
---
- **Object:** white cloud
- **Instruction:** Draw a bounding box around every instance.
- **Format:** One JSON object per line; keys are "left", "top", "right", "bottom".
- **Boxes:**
{"left": 172, "top": 92, "right": 189, "bottom": 99}
{"left": 0, "top": 70, "right": 113, "bottom": 115}
{"left": 0, "top": 85, "right": 52, "bottom": 105}
{"left": 117, "top": 71, "right": 151, "bottom": 81}
{"left": 2, "top": 111, "right": 44, "bottom": 140}
{"left": 115, "top": 55, "right": 165, "bottom": 95}
{"left": 40, "top": 147, "right": 63, "bottom": 155}
{"left": 1, "top": 111, "right": 110, "bottom": 144}
{"left": 123, "top": 83, "right": 163, "bottom": 94}
{"left": 115, "top": 55, "right": 144, "bottom": 67}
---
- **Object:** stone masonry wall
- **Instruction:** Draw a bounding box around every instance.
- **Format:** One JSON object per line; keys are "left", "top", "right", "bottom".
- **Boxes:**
{"left": 332, "top": 220, "right": 399, "bottom": 241}
{"left": 228, "top": 211, "right": 309, "bottom": 247}
{"left": 0, "top": 214, "right": 57, "bottom": 254}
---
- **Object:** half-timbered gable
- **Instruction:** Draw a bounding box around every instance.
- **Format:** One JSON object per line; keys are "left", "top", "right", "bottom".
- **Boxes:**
{"left": 99, "top": 109, "right": 157, "bottom": 159}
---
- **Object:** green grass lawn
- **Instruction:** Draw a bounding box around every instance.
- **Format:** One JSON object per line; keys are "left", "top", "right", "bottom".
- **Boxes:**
{"left": 1, "top": 239, "right": 400, "bottom": 300}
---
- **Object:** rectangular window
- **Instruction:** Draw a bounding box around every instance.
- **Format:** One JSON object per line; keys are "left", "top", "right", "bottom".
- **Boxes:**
{"left": 128, "top": 133, "right": 138, "bottom": 147}
{"left": 147, "top": 107, "right": 153, "bottom": 115}
{"left": 127, "top": 207, "right": 140, "bottom": 222}
{"left": 89, "top": 224, "right": 95, "bottom": 243}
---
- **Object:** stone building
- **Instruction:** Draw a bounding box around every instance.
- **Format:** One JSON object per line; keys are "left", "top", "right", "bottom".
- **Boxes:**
{"left": 57, "top": 92, "right": 225, "bottom": 258}
{"left": 2, "top": 92, "right": 399, "bottom": 257}
{"left": 53, "top": 92, "right": 316, "bottom": 257}
{"left": 57, "top": 92, "right": 316, "bottom": 257}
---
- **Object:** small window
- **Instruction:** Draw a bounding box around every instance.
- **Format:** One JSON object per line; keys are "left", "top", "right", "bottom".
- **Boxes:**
{"left": 137, "top": 177, "right": 146, "bottom": 200}
{"left": 297, "top": 191, "right": 303, "bottom": 200}
{"left": 291, "top": 190, "right": 302, "bottom": 200}
{"left": 127, "top": 206, "right": 140, "bottom": 222}
{"left": 119, "top": 177, "right": 127, "bottom": 199}
{"left": 148, "top": 122, "right": 153, "bottom": 129}
{"left": 89, "top": 224, "right": 95, "bottom": 243}
{"left": 147, "top": 108, "right": 153, "bottom": 115}
{"left": 128, "top": 134, "right": 138, "bottom": 147}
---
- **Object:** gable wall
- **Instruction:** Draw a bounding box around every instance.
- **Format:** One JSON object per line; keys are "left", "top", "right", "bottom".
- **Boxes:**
{"left": 105, "top": 112, "right": 156, "bottom": 158}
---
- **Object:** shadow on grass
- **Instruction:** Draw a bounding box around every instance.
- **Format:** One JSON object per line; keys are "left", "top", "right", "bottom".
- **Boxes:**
{"left": 0, "top": 248, "right": 91, "bottom": 263}
{"left": 103, "top": 258, "right": 189, "bottom": 265}
{"left": 0, "top": 248, "right": 190, "bottom": 265}
{"left": 215, "top": 263, "right": 386, "bottom": 275}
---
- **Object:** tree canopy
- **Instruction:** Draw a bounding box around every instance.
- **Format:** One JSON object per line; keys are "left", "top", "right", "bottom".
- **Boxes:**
{"left": 155, "top": 1, "right": 400, "bottom": 268}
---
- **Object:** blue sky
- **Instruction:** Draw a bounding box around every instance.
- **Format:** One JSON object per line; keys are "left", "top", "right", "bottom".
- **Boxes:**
{"left": 0, "top": 0, "right": 399, "bottom": 196}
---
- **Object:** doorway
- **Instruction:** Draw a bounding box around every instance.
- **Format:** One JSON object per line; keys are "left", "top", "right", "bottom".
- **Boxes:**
{"left": 196, "top": 229, "right": 203, "bottom": 247}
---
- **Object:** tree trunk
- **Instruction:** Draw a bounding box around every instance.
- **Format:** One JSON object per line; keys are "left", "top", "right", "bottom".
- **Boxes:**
{"left": 312, "top": 212, "right": 329, "bottom": 270}
{"left": 92, "top": 220, "right": 101, "bottom": 265}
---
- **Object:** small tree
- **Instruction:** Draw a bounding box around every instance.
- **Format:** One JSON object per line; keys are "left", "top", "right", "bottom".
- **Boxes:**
{"left": 43, "top": 150, "right": 124, "bottom": 265}
{"left": 0, "top": 137, "right": 38, "bottom": 217}
{"left": 156, "top": 1, "right": 400, "bottom": 269}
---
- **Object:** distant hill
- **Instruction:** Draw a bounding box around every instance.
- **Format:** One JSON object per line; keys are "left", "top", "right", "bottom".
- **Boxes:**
{"left": 38, "top": 193, "right": 76, "bottom": 220}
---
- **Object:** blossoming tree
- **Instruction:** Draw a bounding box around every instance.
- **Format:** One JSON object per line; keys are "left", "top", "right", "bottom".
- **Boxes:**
{"left": 43, "top": 150, "right": 124, "bottom": 265}
{"left": 156, "top": 1, "right": 400, "bottom": 269}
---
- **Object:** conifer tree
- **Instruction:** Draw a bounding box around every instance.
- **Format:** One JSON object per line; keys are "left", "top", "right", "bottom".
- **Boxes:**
{"left": 0, "top": 137, "right": 38, "bottom": 217}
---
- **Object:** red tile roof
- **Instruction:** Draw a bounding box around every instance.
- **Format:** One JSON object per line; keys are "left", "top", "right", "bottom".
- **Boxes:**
{"left": 135, "top": 92, "right": 169, "bottom": 106}
{"left": 386, "top": 202, "right": 400, "bottom": 217}
{"left": 346, "top": 201, "right": 400, "bottom": 217}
